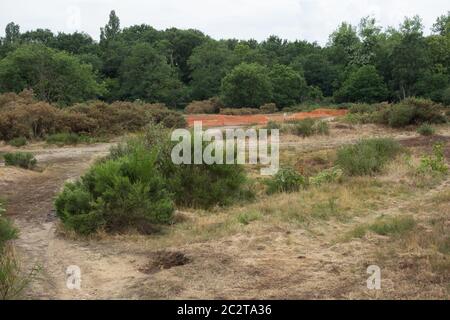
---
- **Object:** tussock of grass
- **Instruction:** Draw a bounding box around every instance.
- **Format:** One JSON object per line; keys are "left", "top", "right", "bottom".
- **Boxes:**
{"left": 344, "top": 215, "right": 416, "bottom": 240}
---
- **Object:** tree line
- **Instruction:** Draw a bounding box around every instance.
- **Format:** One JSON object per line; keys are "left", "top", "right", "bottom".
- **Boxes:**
{"left": 0, "top": 10, "right": 449, "bottom": 108}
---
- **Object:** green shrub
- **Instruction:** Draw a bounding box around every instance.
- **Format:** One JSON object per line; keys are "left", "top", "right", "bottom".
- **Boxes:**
{"left": 335, "top": 138, "right": 401, "bottom": 176}
{"left": 0, "top": 202, "right": 17, "bottom": 251}
{"left": 417, "top": 123, "right": 435, "bottom": 136}
{"left": 185, "top": 98, "right": 221, "bottom": 114}
{"left": 266, "top": 167, "right": 308, "bottom": 194}
{"left": 259, "top": 103, "right": 277, "bottom": 114}
{"left": 313, "top": 120, "right": 330, "bottom": 135}
{"left": 418, "top": 143, "right": 448, "bottom": 174}
{"left": 46, "top": 133, "right": 91, "bottom": 145}
{"left": 3, "top": 152, "right": 37, "bottom": 169}
{"left": 7, "top": 137, "right": 27, "bottom": 147}
{"left": 382, "top": 98, "right": 446, "bottom": 128}
{"left": 55, "top": 124, "right": 252, "bottom": 234}
{"left": 237, "top": 211, "right": 262, "bottom": 225}
{"left": 219, "top": 108, "right": 260, "bottom": 115}
{"left": 309, "top": 167, "right": 343, "bottom": 186}
{"left": 141, "top": 124, "right": 252, "bottom": 209}
{"left": 348, "top": 103, "right": 378, "bottom": 114}
{"left": 292, "top": 118, "right": 316, "bottom": 137}
{"left": 55, "top": 146, "right": 174, "bottom": 235}
{"left": 0, "top": 201, "right": 34, "bottom": 300}
{"left": 265, "top": 121, "right": 281, "bottom": 130}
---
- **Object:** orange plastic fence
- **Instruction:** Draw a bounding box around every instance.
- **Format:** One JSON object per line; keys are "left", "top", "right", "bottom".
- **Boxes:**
{"left": 186, "top": 108, "right": 347, "bottom": 127}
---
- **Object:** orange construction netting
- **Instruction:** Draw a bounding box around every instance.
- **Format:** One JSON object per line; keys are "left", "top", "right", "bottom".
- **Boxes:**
{"left": 186, "top": 108, "right": 348, "bottom": 127}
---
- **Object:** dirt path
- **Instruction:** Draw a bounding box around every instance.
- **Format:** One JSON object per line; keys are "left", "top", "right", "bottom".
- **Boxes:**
{"left": 0, "top": 143, "right": 144, "bottom": 299}
{"left": 0, "top": 125, "right": 448, "bottom": 299}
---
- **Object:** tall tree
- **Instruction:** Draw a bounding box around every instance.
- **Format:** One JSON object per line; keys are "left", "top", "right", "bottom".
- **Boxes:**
{"left": 0, "top": 44, "right": 104, "bottom": 105}
{"left": 119, "top": 43, "right": 186, "bottom": 106}
{"left": 100, "top": 10, "right": 121, "bottom": 42}
{"left": 4, "top": 22, "right": 20, "bottom": 44}
{"left": 221, "top": 63, "right": 273, "bottom": 107}
{"left": 391, "top": 16, "right": 430, "bottom": 99}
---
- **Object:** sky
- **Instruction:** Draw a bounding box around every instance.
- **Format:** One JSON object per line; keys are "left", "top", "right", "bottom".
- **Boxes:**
{"left": 0, "top": 0, "right": 448, "bottom": 45}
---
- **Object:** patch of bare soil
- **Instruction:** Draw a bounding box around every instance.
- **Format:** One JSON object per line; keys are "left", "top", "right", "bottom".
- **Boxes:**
{"left": 399, "top": 135, "right": 450, "bottom": 160}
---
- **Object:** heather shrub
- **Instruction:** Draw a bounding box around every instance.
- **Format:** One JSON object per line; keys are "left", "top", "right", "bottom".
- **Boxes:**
{"left": 290, "top": 119, "right": 316, "bottom": 137}
{"left": 259, "top": 103, "right": 277, "bottom": 114}
{"left": 265, "top": 121, "right": 281, "bottom": 130}
{"left": 46, "top": 133, "right": 92, "bottom": 145}
{"left": 266, "top": 167, "right": 308, "bottom": 194}
{"left": 7, "top": 137, "right": 27, "bottom": 147}
{"left": 220, "top": 108, "right": 260, "bottom": 115}
{"left": 381, "top": 98, "right": 446, "bottom": 128}
{"left": 185, "top": 98, "right": 221, "bottom": 114}
{"left": 417, "top": 123, "right": 435, "bottom": 136}
{"left": 335, "top": 138, "right": 401, "bottom": 176}
{"left": 3, "top": 152, "right": 37, "bottom": 169}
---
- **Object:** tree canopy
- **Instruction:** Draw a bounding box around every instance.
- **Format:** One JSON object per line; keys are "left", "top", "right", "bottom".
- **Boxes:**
{"left": 0, "top": 10, "right": 449, "bottom": 107}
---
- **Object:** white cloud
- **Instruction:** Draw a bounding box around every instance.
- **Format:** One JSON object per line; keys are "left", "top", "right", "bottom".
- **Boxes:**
{"left": 0, "top": 0, "right": 448, "bottom": 45}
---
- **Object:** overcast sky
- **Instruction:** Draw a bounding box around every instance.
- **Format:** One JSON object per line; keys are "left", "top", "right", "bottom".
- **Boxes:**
{"left": 0, "top": 0, "right": 448, "bottom": 45}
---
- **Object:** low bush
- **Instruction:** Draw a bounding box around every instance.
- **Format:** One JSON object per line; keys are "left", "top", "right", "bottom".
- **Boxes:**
{"left": 55, "top": 124, "right": 252, "bottom": 234}
{"left": 291, "top": 118, "right": 315, "bottom": 137}
{"left": 313, "top": 120, "right": 330, "bottom": 135}
{"left": 382, "top": 98, "right": 446, "bottom": 128}
{"left": 259, "top": 103, "right": 277, "bottom": 114}
{"left": 266, "top": 167, "right": 308, "bottom": 194}
{"left": 220, "top": 108, "right": 260, "bottom": 115}
{"left": 3, "top": 152, "right": 37, "bottom": 169}
{"left": 7, "top": 137, "right": 27, "bottom": 147}
{"left": 285, "top": 119, "right": 329, "bottom": 137}
{"left": 185, "top": 98, "right": 221, "bottom": 114}
{"left": 418, "top": 143, "right": 448, "bottom": 174}
{"left": 55, "top": 146, "right": 174, "bottom": 235}
{"left": 335, "top": 138, "right": 402, "bottom": 176}
{"left": 417, "top": 123, "right": 435, "bottom": 136}
{"left": 309, "top": 167, "right": 343, "bottom": 186}
{"left": 0, "top": 202, "right": 17, "bottom": 251}
{"left": 0, "top": 92, "right": 186, "bottom": 141}
{"left": 265, "top": 121, "right": 281, "bottom": 130}
{"left": 46, "top": 133, "right": 91, "bottom": 145}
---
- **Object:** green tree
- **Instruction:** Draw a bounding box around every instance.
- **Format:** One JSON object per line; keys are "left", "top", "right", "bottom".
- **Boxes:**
{"left": 0, "top": 44, "right": 104, "bottom": 105}
{"left": 268, "top": 64, "right": 308, "bottom": 108}
{"left": 433, "top": 11, "right": 450, "bottom": 36}
{"left": 334, "top": 65, "right": 388, "bottom": 103}
{"left": 221, "top": 63, "right": 273, "bottom": 107}
{"left": 100, "top": 10, "right": 121, "bottom": 42}
{"left": 119, "top": 43, "right": 185, "bottom": 106}
{"left": 188, "top": 41, "right": 233, "bottom": 100}
{"left": 296, "top": 53, "right": 339, "bottom": 96}
{"left": 391, "top": 16, "right": 430, "bottom": 99}
{"left": 20, "top": 29, "right": 54, "bottom": 46}
{"left": 5, "top": 22, "right": 20, "bottom": 44}
{"left": 162, "top": 28, "right": 206, "bottom": 83}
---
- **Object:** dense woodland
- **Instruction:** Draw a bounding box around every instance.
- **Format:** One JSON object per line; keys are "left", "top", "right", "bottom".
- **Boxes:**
{"left": 0, "top": 10, "right": 449, "bottom": 108}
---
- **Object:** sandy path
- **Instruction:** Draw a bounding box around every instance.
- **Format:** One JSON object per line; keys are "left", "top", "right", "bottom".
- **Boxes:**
{"left": 0, "top": 143, "right": 148, "bottom": 299}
